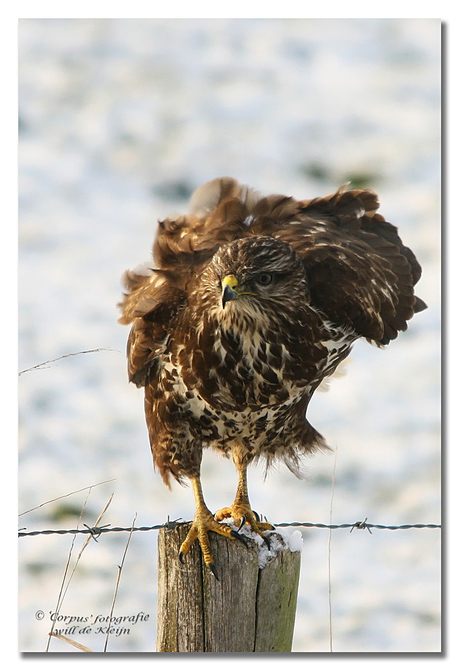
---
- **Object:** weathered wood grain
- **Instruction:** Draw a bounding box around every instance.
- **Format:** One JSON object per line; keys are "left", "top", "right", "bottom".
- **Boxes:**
{"left": 157, "top": 522, "right": 301, "bottom": 652}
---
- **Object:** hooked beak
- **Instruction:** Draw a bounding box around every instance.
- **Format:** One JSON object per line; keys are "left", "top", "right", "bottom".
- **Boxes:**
{"left": 221, "top": 274, "right": 239, "bottom": 308}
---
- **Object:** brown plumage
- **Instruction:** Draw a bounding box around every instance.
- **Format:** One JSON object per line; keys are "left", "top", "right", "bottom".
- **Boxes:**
{"left": 118, "top": 177, "right": 426, "bottom": 574}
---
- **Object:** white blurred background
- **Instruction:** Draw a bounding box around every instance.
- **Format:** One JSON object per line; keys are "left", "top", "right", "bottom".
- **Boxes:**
{"left": 18, "top": 18, "right": 441, "bottom": 653}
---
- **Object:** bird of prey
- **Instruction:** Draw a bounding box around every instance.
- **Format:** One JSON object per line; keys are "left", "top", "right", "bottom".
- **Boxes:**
{"left": 118, "top": 176, "right": 426, "bottom": 576}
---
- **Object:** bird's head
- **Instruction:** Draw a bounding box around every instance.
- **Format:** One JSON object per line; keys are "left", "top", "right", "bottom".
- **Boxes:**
{"left": 202, "top": 236, "right": 308, "bottom": 321}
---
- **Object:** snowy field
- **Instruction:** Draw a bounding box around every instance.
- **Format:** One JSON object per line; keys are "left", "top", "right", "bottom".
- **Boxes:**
{"left": 18, "top": 18, "right": 441, "bottom": 653}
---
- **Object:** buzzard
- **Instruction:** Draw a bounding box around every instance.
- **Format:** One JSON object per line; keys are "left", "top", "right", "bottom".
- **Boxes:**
{"left": 119, "top": 177, "right": 426, "bottom": 576}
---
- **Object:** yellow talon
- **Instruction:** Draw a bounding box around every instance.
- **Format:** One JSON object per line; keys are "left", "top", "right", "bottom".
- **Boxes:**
{"left": 180, "top": 465, "right": 272, "bottom": 575}
{"left": 179, "top": 477, "right": 242, "bottom": 576}
{"left": 214, "top": 459, "right": 274, "bottom": 539}
{"left": 214, "top": 504, "right": 274, "bottom": 536}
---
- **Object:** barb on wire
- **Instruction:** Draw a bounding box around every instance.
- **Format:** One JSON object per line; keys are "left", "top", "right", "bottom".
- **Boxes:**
{"left": 349, "top": 517, "right": 373, "bottom": 534}
{"left": 17, "top": 519, "right": 441, "bottom": 538}
{"left": 83, "top": 523, "right": 112, "bottom": 542}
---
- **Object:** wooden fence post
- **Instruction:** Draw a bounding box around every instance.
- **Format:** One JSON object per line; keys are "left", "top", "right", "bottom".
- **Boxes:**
{"left": 156, "top": 522, "right": 301, "bottom": 652}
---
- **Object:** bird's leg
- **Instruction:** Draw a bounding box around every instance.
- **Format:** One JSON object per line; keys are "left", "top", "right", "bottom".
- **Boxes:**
{"left": 214, "top": 460, "right": 274, "bottom": 537}
{"left": 179, "top": 475, "right": 247, "bottom": 577}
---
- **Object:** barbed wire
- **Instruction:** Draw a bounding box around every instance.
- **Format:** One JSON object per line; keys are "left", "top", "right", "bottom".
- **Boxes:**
{"left": 18, "top": 518, "right": 441, "bottom": 540}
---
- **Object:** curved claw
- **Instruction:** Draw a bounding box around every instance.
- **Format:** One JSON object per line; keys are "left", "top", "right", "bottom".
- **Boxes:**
{"left": 262, "top": 534, "right": 271, "bottom": 549}
{"left": 178, "top": 551, "right": 185, "bottom": 564}
{"left": 237, "top": 516, "right": 246, "bottom": 533}
{"left": 209, "top": 563, "right": 219, "bottom": 580}
{"left": 231, "top": 529, "right": 248, "bottom": 546}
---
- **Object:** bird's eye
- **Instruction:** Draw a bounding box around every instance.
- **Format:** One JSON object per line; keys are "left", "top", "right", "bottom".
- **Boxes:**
{"left": 257, "top": 273, "right": 272, "bottom": 286}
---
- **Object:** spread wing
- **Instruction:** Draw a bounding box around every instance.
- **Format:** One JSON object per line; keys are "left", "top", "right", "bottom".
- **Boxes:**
{"left": 118, "top": 177, "right": 426, "bottom": 386}
{"left": 118, "top": 268, "right": 186, "bottom": 386}
{"left": 247, "top": 185, "right": 426, "bottom": 345}
{"left": 118, "top": 178, "right": 257, "bottom": 386}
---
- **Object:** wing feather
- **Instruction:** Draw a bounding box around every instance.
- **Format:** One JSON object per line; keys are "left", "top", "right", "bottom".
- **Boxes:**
{"left": 119, "top": 178, "right": 252, "bottom": 385}
{"left": 247, "top": 185, "right": 426, "bottom": 345}
{"left": 119, "top": 177, "right": 426, "bottom": 387}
